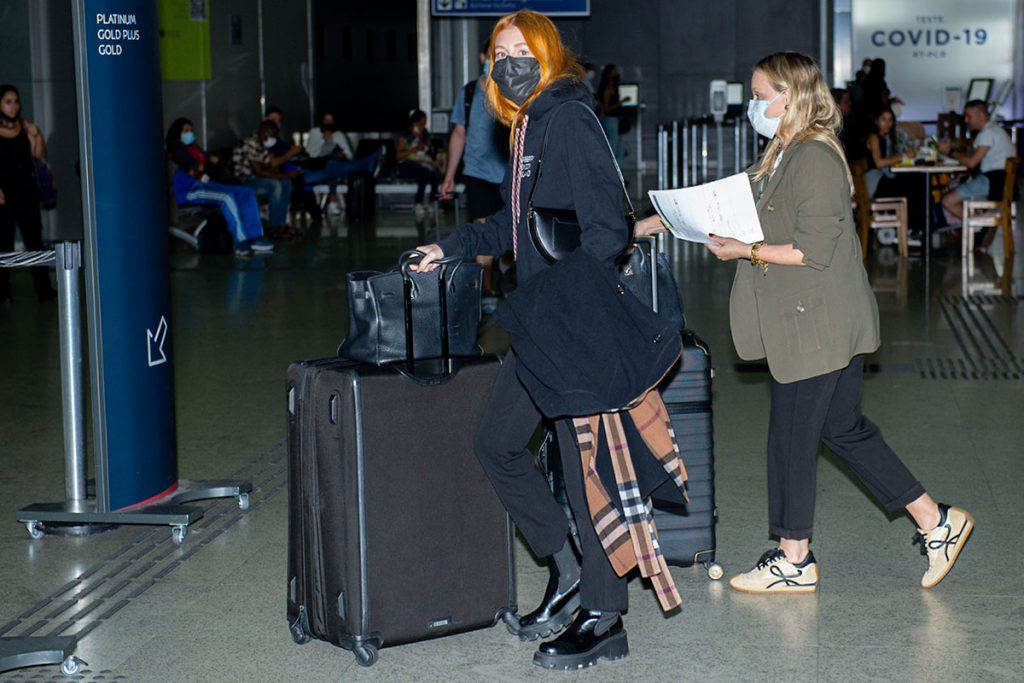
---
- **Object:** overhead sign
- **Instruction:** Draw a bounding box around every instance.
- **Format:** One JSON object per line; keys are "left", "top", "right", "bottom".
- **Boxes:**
{"left": 852, "top": 0, "right": 1015, "bottom": 121}
{"left": 432, "top": 0, "right": 590, "bottom": 17}
{"left": 78, "top": 0, "right": 179, "bottom": 510}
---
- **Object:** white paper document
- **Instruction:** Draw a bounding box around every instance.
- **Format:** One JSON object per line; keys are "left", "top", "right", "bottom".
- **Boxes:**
{"left": 648, "top": 173, "right": 764, "bottom": 244}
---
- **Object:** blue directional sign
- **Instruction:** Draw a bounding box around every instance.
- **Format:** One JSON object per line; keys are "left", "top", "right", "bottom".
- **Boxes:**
{"left": 432, "top": 0, "right": 590, "bottom": 17}
{"left": 76, "top": 0, "right": 179, "bottom": 510}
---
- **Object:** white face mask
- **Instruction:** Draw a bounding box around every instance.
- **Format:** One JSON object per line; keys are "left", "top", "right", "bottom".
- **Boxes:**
{"left": 747, "top": 90, "right": 785, "bottom": 139}
{"left": 263, "top": 136, "right": 278, "bottom": 149}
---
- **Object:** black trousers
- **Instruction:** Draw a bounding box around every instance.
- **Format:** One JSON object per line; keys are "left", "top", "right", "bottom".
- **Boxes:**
{"left": 0, "top": 196, "right": 52, "bottom": 300}
{"left": 474, "top": 353, "right": 628, "bottom": 612}
{"left": 767, "top": 355, "right": 927, "bottom": 540}
{"left": 397, "top": 161, "right": 442, "bottom": 204}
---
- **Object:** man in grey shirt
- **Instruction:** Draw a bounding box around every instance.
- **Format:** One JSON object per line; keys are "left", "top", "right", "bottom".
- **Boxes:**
{"left": 939, "top": 100, "right": 1016, "bottom": 220}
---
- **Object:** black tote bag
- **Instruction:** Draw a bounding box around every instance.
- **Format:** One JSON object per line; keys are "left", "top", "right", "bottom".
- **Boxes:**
{"left": 338, "top": 251, "right": 483, "bottom": 365}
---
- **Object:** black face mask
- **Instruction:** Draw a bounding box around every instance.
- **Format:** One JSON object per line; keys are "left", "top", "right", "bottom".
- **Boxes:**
{"left": 489, "top": 56, "right": 541, "bottom": 106}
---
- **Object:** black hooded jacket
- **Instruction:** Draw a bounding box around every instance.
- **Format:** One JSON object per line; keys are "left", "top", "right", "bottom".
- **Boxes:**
{"left": 437, "top": 80, "right": 631, "bottom": 283}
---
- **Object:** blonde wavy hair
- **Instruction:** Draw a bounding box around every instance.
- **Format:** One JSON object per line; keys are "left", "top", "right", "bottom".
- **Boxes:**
{"left": 485, "top": 10, "right": 585, "bottom": 133}
{"left": 751, "top": 52, "right": 852, "bottom": 191}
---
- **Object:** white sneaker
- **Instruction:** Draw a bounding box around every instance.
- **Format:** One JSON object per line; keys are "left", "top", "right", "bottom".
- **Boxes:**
{"left": 326, "top": 201, "right": 341, "bottom": 216}
{"left": 914, "top": 504, "right": 974, "bottom": 589}
{"left": 729, "top": 549, "right": 819, "bottom": 594}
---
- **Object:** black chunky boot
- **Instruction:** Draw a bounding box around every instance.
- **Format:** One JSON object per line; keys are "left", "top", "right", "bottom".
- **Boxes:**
{"left": 512, "top": 538, "right": 580, "bottom": 641}
{"left": 533, "top": 609, "right": 628, "bottom": 670}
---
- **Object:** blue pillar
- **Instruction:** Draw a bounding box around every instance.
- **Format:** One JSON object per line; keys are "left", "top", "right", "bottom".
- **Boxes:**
{"left": 73, "top": 0, "right": 178, "bottom": 511}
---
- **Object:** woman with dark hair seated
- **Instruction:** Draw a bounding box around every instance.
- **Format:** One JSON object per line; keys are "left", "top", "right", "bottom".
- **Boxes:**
{"left": 865, "top": 107, "right": 924, "bottom": 239}
{"left": 166, "top": 117, "right": 273, "bottom": 256}
{"left": 396, "top": 109, "right": 443, "bottom": 215}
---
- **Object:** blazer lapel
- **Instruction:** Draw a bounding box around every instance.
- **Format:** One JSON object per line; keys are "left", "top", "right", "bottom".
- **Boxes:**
{"left": 756, "top": 146, "right": 800, "bottom": 211}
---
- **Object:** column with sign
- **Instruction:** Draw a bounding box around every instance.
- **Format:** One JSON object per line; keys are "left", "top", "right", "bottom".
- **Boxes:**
{"left": 75, "top": 0, "right": 178, "bottom": 511}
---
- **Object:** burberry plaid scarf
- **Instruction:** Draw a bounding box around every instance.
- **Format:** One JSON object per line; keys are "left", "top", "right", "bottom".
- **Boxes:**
{"left": 572, "top": 389, "right": 688, "bottom": 611}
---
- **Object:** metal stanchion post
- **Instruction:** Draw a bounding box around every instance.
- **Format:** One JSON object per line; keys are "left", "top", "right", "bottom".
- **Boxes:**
{"left": 671, "top": 119, "right": 679, "bottom": 190}
{"left": 682, "top": 120, "right": 689, "bottom": 188}
{"left": 657, "top": 125, "right": 666, "bottom": 191}
{"left": 691, "top": 119, "right": 699, "bottom": 185}
{"left": 741, "top": 122, "right": 748, "bottom": 168}
{"left": 734, "top": 123, "right": 741, "bottom": 175}
{"left": 55, "top": 243, "right": 87, "bottom": 513}
{"left": 715, "top": 122, "right": 724, "bottom": 181}
{"left": 701, "top": 121, "right": 709, "bottom": 184}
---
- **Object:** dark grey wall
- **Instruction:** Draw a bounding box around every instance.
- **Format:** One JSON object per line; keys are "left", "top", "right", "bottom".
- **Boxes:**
{"left": 162, "top": 0, "right": 313, "bottom": 154}
{"left": 551, "top": 0, "right": 823, "bottom": 168}
{"left": 432, "top": 0, "right": 822, "bottom": 169}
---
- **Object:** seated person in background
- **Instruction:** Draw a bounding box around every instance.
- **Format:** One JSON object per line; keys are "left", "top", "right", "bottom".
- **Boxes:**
{"left": 865, "top": 107, "right": 925, "bottom": 236}
{"left": 303, "top": 112, "right": 384, "bottom": 215}
{"left": 263, "top": 105, "right": 303, "bottom": 167}
{"left": 939, "top": 100, "right": 1016, "bottom": 221}
{"left": 396, "top": 109, "right": 443, "bottom": 215}
{"left": 832, "top": 88, "right": 863, "bottom": 163}
{"left": 232, "top": 120, "right": 301, "bottom": 238}
{"left": 166, "top": 117, "right": 273, "bottom": 257}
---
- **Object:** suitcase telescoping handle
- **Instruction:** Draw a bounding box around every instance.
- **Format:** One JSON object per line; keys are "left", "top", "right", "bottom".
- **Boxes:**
{"left": 399, "top": 249, "right": 459, "bottom": 378}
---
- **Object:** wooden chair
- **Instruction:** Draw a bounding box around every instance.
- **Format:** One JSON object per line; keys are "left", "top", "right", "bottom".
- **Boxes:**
{"left": 851, "top": 159, "right": 910, "bottom": 258}
{"left": 962, "top": 157, "right": 1019, "bottom": 255}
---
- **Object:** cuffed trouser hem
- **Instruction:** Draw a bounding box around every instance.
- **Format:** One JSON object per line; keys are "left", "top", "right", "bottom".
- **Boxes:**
{"left": 882, "top": 482, "right": 927, "bottom": 514}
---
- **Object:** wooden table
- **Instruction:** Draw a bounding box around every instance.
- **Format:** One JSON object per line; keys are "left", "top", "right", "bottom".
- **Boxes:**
{"left": 891, "top": 163, "right": 967, "bottom": 256}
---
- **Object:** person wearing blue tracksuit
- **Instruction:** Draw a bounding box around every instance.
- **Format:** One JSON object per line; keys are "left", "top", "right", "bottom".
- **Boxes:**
{"left": 165, "top": 117, "right": 272, "bottom": 256}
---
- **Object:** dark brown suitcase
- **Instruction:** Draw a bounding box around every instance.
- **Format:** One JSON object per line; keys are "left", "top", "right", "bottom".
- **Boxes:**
{"left": 286, "top": 356, "right": 515, "bottom": 666}
{"left": 286, "top": 252, "right": 515, "bottom": 667}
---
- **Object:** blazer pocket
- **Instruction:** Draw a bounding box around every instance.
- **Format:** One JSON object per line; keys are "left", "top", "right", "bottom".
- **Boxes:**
{"left": 781, "top": 287, "right": 830, "bottom": 354}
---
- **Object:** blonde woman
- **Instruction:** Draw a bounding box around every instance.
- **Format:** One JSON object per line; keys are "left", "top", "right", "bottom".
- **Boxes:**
{"left": 639, "top": 52, "right": 973, "bottom": 593}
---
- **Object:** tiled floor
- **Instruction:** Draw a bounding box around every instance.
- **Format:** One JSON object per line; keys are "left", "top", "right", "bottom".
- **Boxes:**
{"left": 1, "top": 204, "right": 1021, "bottom": 682}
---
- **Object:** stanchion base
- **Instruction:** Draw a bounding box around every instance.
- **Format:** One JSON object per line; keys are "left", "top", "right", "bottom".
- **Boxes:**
{"left": 0, "top": 636, "right": 78, "bottom": 675}
{"left": 34, "top": 522, "right": 119, "bottom": 538}
{"left": 15, "top": 479, "right": 252, "bottom": 544}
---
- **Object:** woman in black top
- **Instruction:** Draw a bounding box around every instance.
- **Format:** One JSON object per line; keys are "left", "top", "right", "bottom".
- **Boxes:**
{"left": 413, "top": 11, "right": 644, "bottom": 671}
{"left": 0, "top": 85, "right": 56, "bottom": 303}
{"left": 395, "top": 109, "right": 443, "bottom": 213}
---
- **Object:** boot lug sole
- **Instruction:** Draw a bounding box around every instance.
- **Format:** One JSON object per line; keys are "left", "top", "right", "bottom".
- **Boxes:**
{"left": 516, "top": 593, "right": 581, "bottom": 641}
{"left": 532, "top": 631, "right": 629, "bottom": 670}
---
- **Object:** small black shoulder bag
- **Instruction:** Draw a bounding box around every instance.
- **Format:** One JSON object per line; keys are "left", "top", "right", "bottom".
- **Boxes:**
{"left": 526, "top": 100, "right": 635, "bottom": 263}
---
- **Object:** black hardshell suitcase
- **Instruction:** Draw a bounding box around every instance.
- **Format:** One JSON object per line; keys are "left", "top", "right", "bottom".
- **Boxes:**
{"left": 649, "top": 330, "right": 722, "bottom": 580}
{"left": 285, "top": 357, "right": 515, "bottom": 665}
{"left": 286, "top": 255, "right": 516, "bottom": 667}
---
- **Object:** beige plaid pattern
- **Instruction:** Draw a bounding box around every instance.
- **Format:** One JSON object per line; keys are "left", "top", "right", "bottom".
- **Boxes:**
{"left": 570, "top": 389, "right": 688, "bottom": 612}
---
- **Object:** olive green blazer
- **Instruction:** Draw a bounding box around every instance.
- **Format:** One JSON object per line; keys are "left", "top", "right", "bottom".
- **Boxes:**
{"left": 729, "top": 140, "right": 880, "bottom": 383}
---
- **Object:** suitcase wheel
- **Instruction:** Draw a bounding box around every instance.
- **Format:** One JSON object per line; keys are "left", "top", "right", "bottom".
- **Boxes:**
{"left": 236, "top": 493, "right": 250, "bottom": 510}
{"left": 171, "top": 524, "right": 188, "bottom": 545}
{"left": 354, "top": 643, "right": 379, "bottom": 667}
{"left": 289, "top": 618, "right": 311, "bottom": 645}
{"left": 706, "top": 562, "right": 724, "bottom": 581}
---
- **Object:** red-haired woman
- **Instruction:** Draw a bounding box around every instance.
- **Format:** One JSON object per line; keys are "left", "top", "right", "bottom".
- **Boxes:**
{"left": 414, "top": 10, "right": 638, "bottom": 671}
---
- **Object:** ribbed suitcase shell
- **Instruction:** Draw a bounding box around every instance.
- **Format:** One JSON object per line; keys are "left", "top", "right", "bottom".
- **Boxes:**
{"left": 286, "top": 356, "right": 516, "bottom": 664}
{"left": 651, "top": 330, "right": 717, "bottom": 568}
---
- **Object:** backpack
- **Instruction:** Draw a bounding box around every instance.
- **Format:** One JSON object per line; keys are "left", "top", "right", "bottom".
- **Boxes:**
{"left": 463, "top": 80, "right": 476, "bottom": 128}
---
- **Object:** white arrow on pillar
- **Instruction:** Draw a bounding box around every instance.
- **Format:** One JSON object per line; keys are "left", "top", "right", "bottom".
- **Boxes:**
{"left": 147, "top": 316, "right": 169, "bottom": 367}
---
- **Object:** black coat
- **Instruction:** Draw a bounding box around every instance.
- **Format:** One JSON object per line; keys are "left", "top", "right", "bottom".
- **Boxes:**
{"left": 437, "top": 80, "right": 630, "bottom": 285}
{"left": 498, "top": 248, "right": 681, "bottom": 418}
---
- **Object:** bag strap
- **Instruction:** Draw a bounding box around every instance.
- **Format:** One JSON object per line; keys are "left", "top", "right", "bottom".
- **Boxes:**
{"left": 526, "top": 99, "right": 635, "bottom": 217}
{"left": 463, "top": 80, "right": 476, "bottom": 129}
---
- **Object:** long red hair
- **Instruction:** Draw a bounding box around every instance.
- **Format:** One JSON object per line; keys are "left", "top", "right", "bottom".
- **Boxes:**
{"left": 485, "top": 10, "right": 584, "bottom": 131}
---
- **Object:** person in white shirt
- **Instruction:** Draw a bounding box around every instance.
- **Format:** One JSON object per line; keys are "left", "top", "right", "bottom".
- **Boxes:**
{"left": 939, "top": 100, "right": 1016, "bottom": 220}
{"left": 306, "top": 113, "right": 355, "bottom": 159}
{"left": 302, "top": 113, "right": 383, "bottom": 215}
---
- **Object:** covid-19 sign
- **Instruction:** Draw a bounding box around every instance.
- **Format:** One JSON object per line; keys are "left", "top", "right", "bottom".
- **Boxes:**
{"left": 852, "top": 0, "right": 1015, "bottom": 121}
